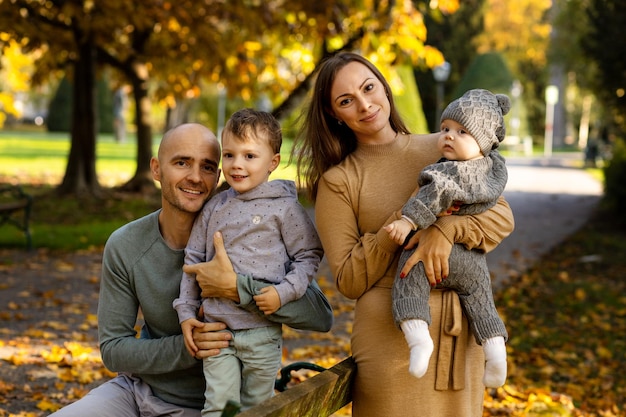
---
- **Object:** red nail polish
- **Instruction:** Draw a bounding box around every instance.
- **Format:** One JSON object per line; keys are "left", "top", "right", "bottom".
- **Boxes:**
{"left": 400, "top": 272, "right": 406, "bottom": 279}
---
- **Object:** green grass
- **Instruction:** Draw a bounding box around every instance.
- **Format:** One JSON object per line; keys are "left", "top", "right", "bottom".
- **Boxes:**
{"left": 0, "top": 129, "right": 299, "bottom": 250}
{"left": 0, "top": 129, "right": 298, "bottom": 186}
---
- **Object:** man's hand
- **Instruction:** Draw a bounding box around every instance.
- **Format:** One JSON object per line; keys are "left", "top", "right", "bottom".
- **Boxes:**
{"left": 253, "top": 286, "right": 281, "bottom": 315}
{"left": 191, "top": 322, "right": 231, "bottom": 359}
{"left": 400, "top": 227, "right": 452, "bottom": 286}
{"left": 183, "top": 231, "right": 240, "bottom": 302}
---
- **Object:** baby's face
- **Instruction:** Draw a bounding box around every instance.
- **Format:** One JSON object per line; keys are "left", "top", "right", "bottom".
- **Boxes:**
{"left": 438, "top": 119, "right": 483, "bottom": 161}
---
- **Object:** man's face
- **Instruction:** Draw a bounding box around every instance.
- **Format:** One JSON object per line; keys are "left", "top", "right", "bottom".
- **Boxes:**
{"left": 152, "top": 124, "right": 221, "bottom": 215}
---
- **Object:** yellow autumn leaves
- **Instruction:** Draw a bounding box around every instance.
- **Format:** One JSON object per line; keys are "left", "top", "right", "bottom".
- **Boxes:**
{"left": 0, "top": 339, "right": 115, "bottom": 414}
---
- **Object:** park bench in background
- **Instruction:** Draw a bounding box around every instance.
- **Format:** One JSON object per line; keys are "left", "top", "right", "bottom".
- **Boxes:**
{"left": 221, "top": 356, "right": 356, "bottom": 417}
{"left": 0, "top": 184, "right": 33, "bottom": 249}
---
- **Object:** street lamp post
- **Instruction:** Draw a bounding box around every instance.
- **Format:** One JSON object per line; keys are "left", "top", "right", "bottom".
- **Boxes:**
{"left": 510, "top": 80, "right": 522, "bottom": 139}
{"left": 544, "top": 85, "right": 559, "bottom": 157}
{"left": 433, "top": 61, "right": 451, "bottom": 128}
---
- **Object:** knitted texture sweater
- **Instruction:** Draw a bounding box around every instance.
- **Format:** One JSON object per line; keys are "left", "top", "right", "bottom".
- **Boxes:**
{"left": 403, "top": 150, "right": 508, "bottom": 229}
{"left": 99, "top": 211, "right": 206, "bottom": 408}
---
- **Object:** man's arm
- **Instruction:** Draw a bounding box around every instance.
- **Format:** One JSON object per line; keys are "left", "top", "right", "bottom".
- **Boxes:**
{"left": 185, "top": 231, "right": 333, "bottom": 333}
{"left": 238, "top": 277, "right": 333, "bottom": 332}
{"left": 99, "top": 224, "right": 230, "bottom": 371}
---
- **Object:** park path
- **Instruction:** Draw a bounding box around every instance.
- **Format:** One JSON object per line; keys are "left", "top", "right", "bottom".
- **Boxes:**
{"left": 487, "top": 153, "right": 603, "bottom": 287}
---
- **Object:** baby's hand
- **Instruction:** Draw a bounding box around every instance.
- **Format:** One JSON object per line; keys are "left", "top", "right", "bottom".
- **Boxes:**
{"left": 181, "top": 318, "right": 205, "bottom": 357}
{"left": 384, "top": 219, "right": 413, "bottom": 245}
{"left": 254, "top": 286, "right": 281, "bottom": 315}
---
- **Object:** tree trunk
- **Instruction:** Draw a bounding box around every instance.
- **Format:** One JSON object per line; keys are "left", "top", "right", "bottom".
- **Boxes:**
{"left": 57, "top": 39, "right": 101, "bottom": 197}
{"left": 119, "top": 60, "right": 156, "bottom": 193}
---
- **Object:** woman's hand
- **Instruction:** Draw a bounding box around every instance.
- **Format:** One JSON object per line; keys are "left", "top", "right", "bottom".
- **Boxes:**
{"left": 437, "top": 200, "right": 462, "bottom": 217}
{"left": 183, "top": 231, "right": 240, "bottom": 302}
{"left": 400, "top": 226, "right": 452, "bottom": 286}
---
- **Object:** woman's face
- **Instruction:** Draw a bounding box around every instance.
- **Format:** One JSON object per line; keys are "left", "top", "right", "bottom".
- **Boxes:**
{"left": 329, "top": 61, "right": 392, "bottom": 143}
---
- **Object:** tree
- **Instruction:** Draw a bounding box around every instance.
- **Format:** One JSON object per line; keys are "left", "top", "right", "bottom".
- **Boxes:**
{"left": 582, "top": 0, "right": 626, "bottom": 133}
{"left": 472, "top": 0, "right": 552, "bottom": 140}
{"left": 1, "top": 1, "right": 119, "bottom": 196}
{"left": 0, "top": 39, "right": 36, "bottom": 127}
{"left": 580, "top": 0, "right": 626, "bottom": 210}
{"left": 416, "top": 0, "right": 486, "bottom": 131}
{"left": 1, "top": 0, "right": 454, "bottom": 195}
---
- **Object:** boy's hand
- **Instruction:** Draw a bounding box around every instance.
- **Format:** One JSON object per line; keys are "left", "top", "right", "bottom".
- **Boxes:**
{"left": 384, "top": 219, "right": 413, "bottom": 245}
{"left": 253, "top": 286, "right": 281, "bottom": 315}
{"left": 180, "top": 318, "right": 205, "bottom": 357}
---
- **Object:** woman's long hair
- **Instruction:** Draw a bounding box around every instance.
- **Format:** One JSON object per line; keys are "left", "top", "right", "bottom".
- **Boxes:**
{"left": 291, "top": 52, "right": 410, "bottom": 201}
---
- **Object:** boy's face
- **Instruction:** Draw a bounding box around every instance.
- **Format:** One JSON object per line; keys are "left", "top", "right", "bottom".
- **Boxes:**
{"left": 438, "top": 119, "right": 483, "bottom": 161}
{"left": 221, "top": 131, "right": 280, "bottom": 194}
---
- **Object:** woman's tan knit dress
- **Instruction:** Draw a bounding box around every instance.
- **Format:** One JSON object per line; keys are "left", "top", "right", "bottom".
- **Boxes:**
{"left": 315, "top": 134, "right": 514, "bottom": 417}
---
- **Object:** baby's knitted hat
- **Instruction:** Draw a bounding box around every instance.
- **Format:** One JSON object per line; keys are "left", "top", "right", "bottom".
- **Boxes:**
{"left": 440, "top": 89, "right": 511, "bottom": 156}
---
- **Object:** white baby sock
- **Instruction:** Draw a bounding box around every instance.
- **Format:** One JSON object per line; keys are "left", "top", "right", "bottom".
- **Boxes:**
{"left": 483, "top": 336, "right": 507, "bottom": 388}
{"left": 400, "top": 319, "right": 434, "bottom": 379}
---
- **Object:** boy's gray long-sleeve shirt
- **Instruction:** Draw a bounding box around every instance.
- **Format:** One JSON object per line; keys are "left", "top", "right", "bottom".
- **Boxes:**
{"left": 174, "top": 180, "right": 323, "bottom": 330}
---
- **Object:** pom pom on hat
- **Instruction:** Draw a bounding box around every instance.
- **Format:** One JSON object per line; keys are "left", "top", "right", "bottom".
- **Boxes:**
{"left": 440, "top": 89, "right": 511, "bottom": 156}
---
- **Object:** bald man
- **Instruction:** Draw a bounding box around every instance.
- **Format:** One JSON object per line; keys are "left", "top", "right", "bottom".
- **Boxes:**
{"left": 50, "top": 123, "right": 332, "bottom": 416}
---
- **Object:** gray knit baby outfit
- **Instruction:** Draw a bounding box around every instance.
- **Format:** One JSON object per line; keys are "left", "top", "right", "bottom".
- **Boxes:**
{"left": 393, "top": 89, "right": 511, "bottom": 344}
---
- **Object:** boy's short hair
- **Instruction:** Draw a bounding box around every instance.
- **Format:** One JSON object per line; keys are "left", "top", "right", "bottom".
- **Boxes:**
{"left": 223, "top": 108, "right": 282, "bottom": 154}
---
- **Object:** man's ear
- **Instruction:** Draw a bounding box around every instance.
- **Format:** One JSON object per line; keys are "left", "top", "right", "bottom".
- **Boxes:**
{"left": 150, "top": 157, "right": 160, "bottom": 181}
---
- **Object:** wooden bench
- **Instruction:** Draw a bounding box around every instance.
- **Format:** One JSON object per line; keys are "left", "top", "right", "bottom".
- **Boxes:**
{"left": 0, "top": 184, "right": 33, "bottom": 249}
{"left": 220, "top": 356, "right": 356, "bottom": 417}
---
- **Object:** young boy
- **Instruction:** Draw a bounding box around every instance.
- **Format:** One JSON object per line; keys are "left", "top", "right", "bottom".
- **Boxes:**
{"left": 173, "top": 109, "right": 323, "bottom": 415}
{"left": 385, "top": 89, "right": 511, "bottom": 388}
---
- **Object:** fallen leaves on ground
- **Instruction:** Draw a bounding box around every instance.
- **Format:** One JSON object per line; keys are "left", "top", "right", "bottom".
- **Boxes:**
{"left": 0, "top": 249, "right": 106, "bottom": 416}
{"left": 485, "top": 211, "right": 626, "bottom": 416}
{"left": 2, "top": 209, "right": 625, "bottom": 416}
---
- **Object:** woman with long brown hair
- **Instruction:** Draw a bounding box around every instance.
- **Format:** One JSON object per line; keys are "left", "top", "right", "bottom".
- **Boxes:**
{"left": 292, "top": 52, "right": 514, "bottom": 416}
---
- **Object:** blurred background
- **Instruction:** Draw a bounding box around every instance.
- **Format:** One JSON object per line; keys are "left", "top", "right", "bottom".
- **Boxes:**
{"left": 2, "top": 2, "right": 626, "bottom": 415}
{"left": 0, "top": 0, "right": 624, "bottom": 200}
